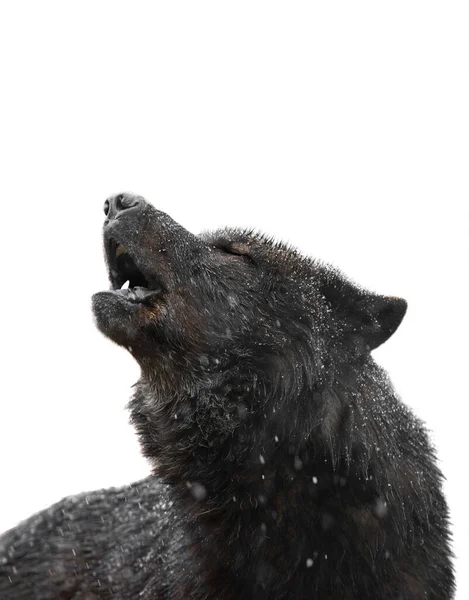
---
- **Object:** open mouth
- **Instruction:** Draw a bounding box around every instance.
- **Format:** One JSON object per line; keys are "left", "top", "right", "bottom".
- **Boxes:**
{"left": 106, "top": 238, "right": 163, "bottom": 304}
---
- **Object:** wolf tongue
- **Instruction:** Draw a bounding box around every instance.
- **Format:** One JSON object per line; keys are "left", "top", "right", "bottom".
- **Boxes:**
{"left": 125, "top": 286, "right": 160, "bottom": 305}
{"left": 132, "top": 287, "right": 150, "bottom": 300}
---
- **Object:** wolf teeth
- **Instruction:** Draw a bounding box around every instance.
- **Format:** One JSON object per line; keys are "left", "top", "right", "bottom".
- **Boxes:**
{"left": 116, "top": 245, "right": 127, "bottom": 258}
{"left": 121, "top": 280, "right": 130, "bottom": 290}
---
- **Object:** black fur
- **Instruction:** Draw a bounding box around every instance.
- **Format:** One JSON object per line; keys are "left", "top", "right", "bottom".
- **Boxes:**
{"left": 0, "top": 194, "right": 454, "bottom": 599}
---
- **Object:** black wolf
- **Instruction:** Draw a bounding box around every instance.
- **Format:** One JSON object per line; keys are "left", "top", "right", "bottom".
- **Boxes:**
{"left": 0, "top": 193, "right": 454, "bottom": 599}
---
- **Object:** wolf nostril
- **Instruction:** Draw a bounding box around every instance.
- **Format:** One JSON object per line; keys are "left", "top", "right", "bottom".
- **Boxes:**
{"left": 104, "top": 193, "right": 141, "bottom": 220}
{"left": 118, "top": 194, "right": 139, "bottom": 210}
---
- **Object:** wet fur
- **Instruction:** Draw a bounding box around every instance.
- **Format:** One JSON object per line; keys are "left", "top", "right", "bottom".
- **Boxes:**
{"left": 0, "top": 196, "right": 454, "bottom": 599}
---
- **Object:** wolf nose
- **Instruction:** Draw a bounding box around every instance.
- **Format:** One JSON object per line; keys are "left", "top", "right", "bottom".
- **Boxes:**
{"left": 104, "top": 193, "right": 141, "bottom": 219}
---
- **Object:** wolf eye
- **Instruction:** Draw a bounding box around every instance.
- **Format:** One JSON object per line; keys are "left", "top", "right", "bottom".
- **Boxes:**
{"left": 215, "top": 243, "right": 253, "bottom": 262}
{"left": 225, "top": 248, "right": 249, "bottom": 258}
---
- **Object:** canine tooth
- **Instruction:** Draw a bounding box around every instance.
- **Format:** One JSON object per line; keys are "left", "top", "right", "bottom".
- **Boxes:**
{"left": 121, "top": 280, "right": 130, "bottom": 289}
{"left": 116, "top": 245, "right": 127, "bottom": 258}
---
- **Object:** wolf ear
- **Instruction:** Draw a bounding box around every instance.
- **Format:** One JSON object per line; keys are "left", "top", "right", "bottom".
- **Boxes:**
{"left": 351, "top": 293, "right": 407, "bottom": 351}
{"left": 320, "top": 269, "right": 407, "bottom": 351}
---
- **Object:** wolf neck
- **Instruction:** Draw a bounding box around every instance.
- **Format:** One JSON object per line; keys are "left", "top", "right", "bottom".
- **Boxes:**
{"left": 128, "top": 375, "right": 367, "bottom": 590}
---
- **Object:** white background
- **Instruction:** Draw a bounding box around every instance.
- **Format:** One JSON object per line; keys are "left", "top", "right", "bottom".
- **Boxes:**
{"left": 0, "top": 2, "right": 467, "bottom": 597}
